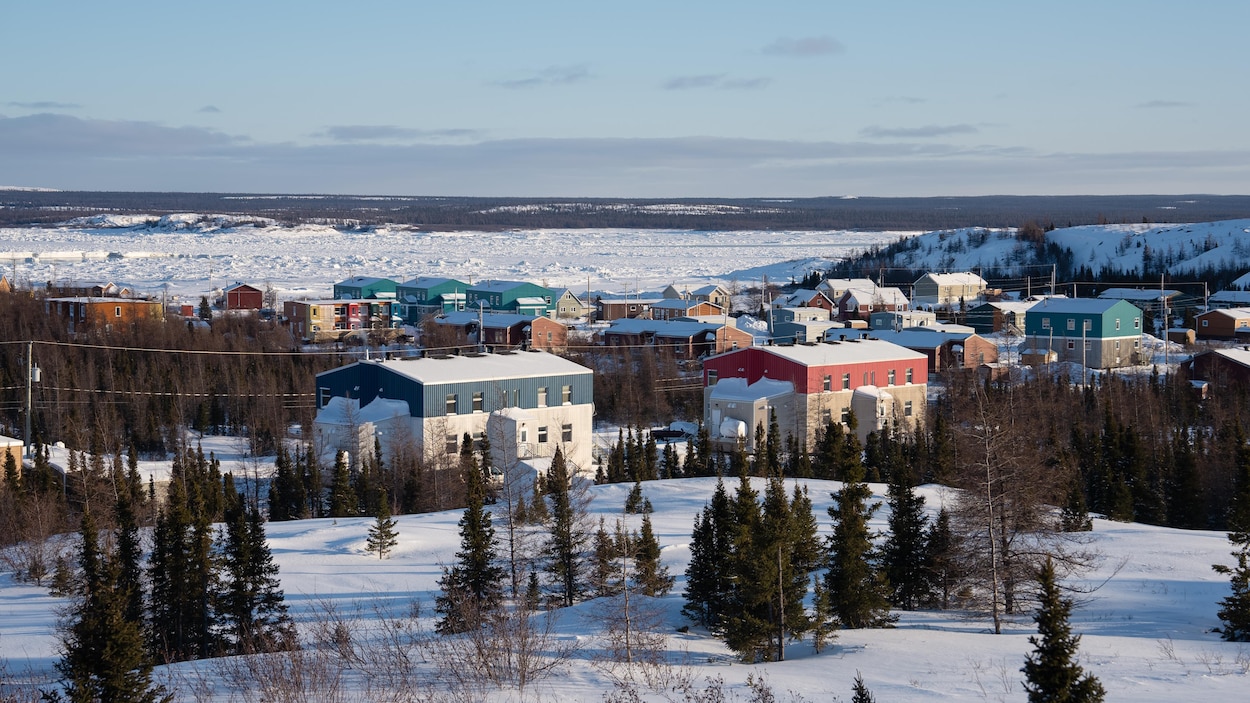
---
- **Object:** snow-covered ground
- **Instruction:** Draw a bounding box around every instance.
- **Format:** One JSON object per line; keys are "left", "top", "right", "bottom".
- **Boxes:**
{"left": 1, "top": 215, "right": 1246, "bottom": 700}
{"left": 2, "top": 456, "right": 1244, "bottom": 701}
{"left": 0, "top": 218, "right": 908, "bottom": 304}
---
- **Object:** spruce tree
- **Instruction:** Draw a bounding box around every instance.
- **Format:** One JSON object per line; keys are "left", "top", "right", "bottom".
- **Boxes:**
{"left": 850, "top": 673, "right": 875, "bottom": 703}
{"left": 328, "top": 450, "right": 355, "bottom": 518}
{"left": 1021, "top": 558, "right": 1105, "bottom": 702}
{"left": 219, "top": 497, "right": 295, "bottom": 653}
{"left": 435, "top": 437, "right": 504, "bottom": 634}
{"left": 365, "top": 489, "right": 399, "bottom": 559}
{"left": 633, "top": 513, "right": 673, "bottom": 597}
{"left": 1214, "top": 431, "right": 1250, "bottom": 641}
{"left": 722, "top": 469, "right": 772, "bottom": 660}
{"left": 881, "top": 466, "right": 932, "bottom": 610}
{"left": 58, "top": 511, "right": 167, "bottom": 703}
{"left": 825, "top": 461, "right": 893, "bottom": 628}
{"left": 924, "top": 507, "right": 962, "bottom": 610}
{"left": 682, "top": 479, "right": 734, "bottom": 628}
{"left": 544, "top": 446, "right": 589, "bottom": 607}
{"left": 590, "top": 517, "right": 623, "bottom": 599}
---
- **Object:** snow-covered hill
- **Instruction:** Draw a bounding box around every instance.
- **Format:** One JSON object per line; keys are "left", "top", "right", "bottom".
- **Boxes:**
{"left": 884, "top": 219, "right": 1250, "bottom": 285}
{"left": 1, "top": 466, "right": 1243, "bottom": 702}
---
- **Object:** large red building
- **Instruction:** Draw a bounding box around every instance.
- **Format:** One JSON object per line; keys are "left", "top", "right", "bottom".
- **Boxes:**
{"left": 223, "top": 283, "right": 265, "bottom": 311}
{"left": 702, "top": 337, "right": 928, "bottom": 452}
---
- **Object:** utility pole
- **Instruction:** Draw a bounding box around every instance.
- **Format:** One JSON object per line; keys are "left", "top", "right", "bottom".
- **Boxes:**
{"left": 25, "top": 341, "right": 38, "bottom": 458}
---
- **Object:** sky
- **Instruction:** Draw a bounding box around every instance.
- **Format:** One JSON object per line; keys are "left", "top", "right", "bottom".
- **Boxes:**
{"left": 2, "top": 0, "right": 1248, "bottom": 198}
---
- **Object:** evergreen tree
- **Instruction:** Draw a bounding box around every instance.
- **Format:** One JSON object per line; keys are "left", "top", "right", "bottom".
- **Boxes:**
{"left": 633, "top": 513, "right": 673, "bottom": 597}
{"left": 544, "top": 446, "right": 589, "bottom": 608}
{"left": 1021, "top": 558, "right": 1106, "bottom": 703}
{"left": 328, "top": 450, "right": 355, "bottom": 518}
{"left": 682, "top": 479, "right": 735, "bottom": 628}
{"left": 436, "top": 436, "right": 504, "bottom": 634}
{"left": 3, "top": 451, "right": 19, "bottom": 491}
{"left": 590, "top": 517, "right": 623, "bottom": 599}
{"left": 825, "top": 461, "right": 893, "bottom": 628}
{"left": 722, "top": 469, "right": 771, "bottom": 660}
{"left": 148, "top": 462, "right": 218, "bottom": 662}
{"left": 924, "top": 507, "right": 962, "bottom": 610}
{"left": 57, "top": 511, "right": 168, "bottom": 703}
{"left": 1214, "top": 430, "right": 1250, "bottom": 641}
{"left": 365, "top": 489, "right": 399, "bottom": 560}
{"left": 881, "top": 466, "right": 932, "bottom": 610}
{"left": 219, "top": 498, "right": 296, "bottom": 654}
{"left": 1060, "top": 473, "right": 1093, "bottom": 533}
{"left": 267, "top": 443, "right": 303, "bottom": 522}
{"left": 851, "top": 673, "right": 875, "bottom": 703}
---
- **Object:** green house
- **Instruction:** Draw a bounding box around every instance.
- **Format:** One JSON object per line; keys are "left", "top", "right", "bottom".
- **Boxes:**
{"left": 1023, "top": 298, "right": 1143, "bottom": 369}
{"left": 396, "top": 276, "right": 468, "bottom": 323}
{"left": 466, "top": 280, "right": 555, "bottom": 317}
{"left": 332, "top": 276, "right": 398, "bottom": 301}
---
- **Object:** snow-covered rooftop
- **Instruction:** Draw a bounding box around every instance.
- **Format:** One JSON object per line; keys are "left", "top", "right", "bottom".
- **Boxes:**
{"left": 337, "top": 350, "right": 592, "bottom": 385}
{"left": 708, "top": 376, "right": 794, "bottom": 401}
{"left": 737, "top": 338, "right": 927, "bottom": 367}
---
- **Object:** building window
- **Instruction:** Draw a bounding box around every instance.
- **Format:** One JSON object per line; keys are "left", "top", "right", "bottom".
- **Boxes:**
{"left": 821, "top": 409, "right": 832, "bottom": 424}
{"left": 473, "top": 391, "right": 483, "bottom": 413}
{"left": 1133, "top": 317, "right": 1141, "bottom": 329}
{"left": 841, "top": 407, "right": 851, "bottom": 424}
{"left": 863, "top": 372, "right": 869, "bottom": 386}
{"left": 1115, "top": 319, "right": 1121, "bottom": 331}
{"left": 537, "top": 387, "right": 548, "bottom": 407}
{"left": 561, "top": 385, "right": 572, "bottom": 404}
{"left": 888, "top": 369, "right": 896, "bottom": 386}
{"left": 445, "top": 434, "right": 458, "bottom": 454}
{"left": 1042, "top": 317, "right": 1051, "bottom": 329}
{"left": 1067, "top": 341, "right": 1075, "bottom": 350}
{"left": 318, "top": 387, "right": 331, "bottom": 407}
{"left": 562, "top": 424, "right": 573, "bottom": 443}
{"left": 905, "top": 400, "right": 913, "bottom": 417}
{"left": 473, "top": 431, "right": 484, "bottom": 450}
{"left": 520, "top": 428, "right": 528, "bottom": 443}
{"left": 823, "top": 375, "right": 832, "bottom": 391}
{"left": 114, "top": 306, "right": 122, "bottom": 317}
{"left": 1203, "top": 319, "right": 1209, "bottom": 327}
{"left": 446, "top": 394, "right": 457, "bottom": 415}
{"left": 842, "top": 373, "right": 851, "bottom": 390}
{"left": 538, "top": 426, "right": 548, "bottom": 444}
{"left": 708, "top": 369, "right": 718, "bottom": 385}
{"left": 906, "top": 367, "right": 914, "bottom": 383}
{"left": 1067, "top": 318, "right": 1076, "bottom": 331}
{"left": 1115, "top": 340, "right": 1121, "bottom": 350}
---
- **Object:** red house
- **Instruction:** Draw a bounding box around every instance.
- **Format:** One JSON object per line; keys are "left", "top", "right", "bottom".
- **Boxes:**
{"left": 224, "top": 283, "right": 265, "bottom": 311}
{"left": 702, "top": 338, "right": 927, "bottom": 451}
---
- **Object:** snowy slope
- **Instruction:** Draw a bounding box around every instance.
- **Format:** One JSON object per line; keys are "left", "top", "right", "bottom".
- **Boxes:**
{"left": 2, "top": 472, "right": 1245, "bottom": 702}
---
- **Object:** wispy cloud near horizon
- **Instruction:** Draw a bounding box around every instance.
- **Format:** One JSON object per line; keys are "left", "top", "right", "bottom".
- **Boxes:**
{"left": 1135, "top": 100, "right": 1193, "bottom": 109}
{"left": 316, "top": 125, "right": 483, "bottom": 142}
{"left": 8, "top": 101, "right": 81, "bottom": 110}
{"left": 494, "top": 64, "right": 591, "bottom": 89}
{"left": 860, "top": 124, "right": 979, "bottom": 139}
{"left": 762, "top": 36, "right": 844, "bottom": 58}
{"left": 663, "top": 74, "right": 770, "bottom": 91}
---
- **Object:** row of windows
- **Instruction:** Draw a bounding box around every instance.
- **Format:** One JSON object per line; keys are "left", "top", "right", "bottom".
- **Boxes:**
{"left": 818, "top": 399, "right": 915, "bottom": 427}
{"left": 1065, "top": 339, "right": 1140, "bottom": 351}
{"left": 821, "top": 368, "right": 914, "bottom": 390}
{"left": 445, "top": 423, "right": 573, "bottom": 454}
{"left": 446, "top": 384, "right": 573, "bottom": 415}
{"left": 1040, "top": 316, "right": 1141, "bottom": 332}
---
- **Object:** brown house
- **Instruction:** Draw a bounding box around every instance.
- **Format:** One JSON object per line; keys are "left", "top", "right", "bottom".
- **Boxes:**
{"left": 1195, "top": 308, "right": 1250, "bottom": 341}
{"left": 434, "top": 311, "right": 568, "bottom": 352}
{"left": 648, "top": 298, "right": 724, "bottom": 321}
{"left": 45, "top": 297, "right": 164, "bottom": 334}
{"left": 871, "top": 328, "right": 999, "bottom": 372}
{"left": 602, "top": 318, "right": 752, "bottom": 359}
{"left": 223, "top": 283, "right": 265, "bottom": 311}
{"left": 596, "top": 297, "right": 662, "bottom": 321}
{"left": 1185, "top": 347, "right": 1250, "bottom": 386}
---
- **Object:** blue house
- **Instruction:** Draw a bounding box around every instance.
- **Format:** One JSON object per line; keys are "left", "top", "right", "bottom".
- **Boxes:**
{"left": 396, "top": 276, "right": 468, "bottom": 323}
{"left": 333, "top": 276, "right": 398, "bottom": 301}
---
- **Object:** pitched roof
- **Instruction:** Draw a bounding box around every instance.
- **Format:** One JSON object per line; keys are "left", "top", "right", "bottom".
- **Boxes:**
{"left": 918, "top": 272, "right": 987, "bottom": 286}
{"left": 1025, "top": 298, "right": 1134, "bottom": 315}
{"left": 606, "top": 318, "right": 728, "bottom": 338}
{"left": 436, "top": 311, "right": 543, "bottom": 328}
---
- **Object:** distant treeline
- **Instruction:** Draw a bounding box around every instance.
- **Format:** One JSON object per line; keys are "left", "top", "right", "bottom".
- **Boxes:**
{"left": 4, "top": 192, "right": 1250, "bottom": 230}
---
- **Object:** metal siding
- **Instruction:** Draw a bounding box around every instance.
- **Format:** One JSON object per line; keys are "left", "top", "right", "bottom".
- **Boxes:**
{"left": 419, "top": 370, "right": 592, "bottom": 417}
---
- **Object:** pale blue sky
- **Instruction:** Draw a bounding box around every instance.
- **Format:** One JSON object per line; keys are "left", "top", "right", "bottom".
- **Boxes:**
{"left": 2, "top": 1, "right": 1246, "bottom": 196}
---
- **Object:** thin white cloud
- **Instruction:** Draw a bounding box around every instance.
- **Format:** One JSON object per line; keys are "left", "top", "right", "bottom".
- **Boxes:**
{"left": 8, "top": 101, "right": 81, "bottom": 110}
{"left": 495, "top": 64, "right": 591, "bottom": 89}
{"left": 1136, "top": 100, "right": 1193, "bottom": 109}
{"left": 664, "top": 75, "right": 771, "bottom": 91}
{"left": 860, "top": 124, "right": 979, "bottom": 139}
{"left": 762, "top": 36, "right": 844, "bottom": 58}
{"left": 316, "top": 125, "right": 482, "bottom": 142}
